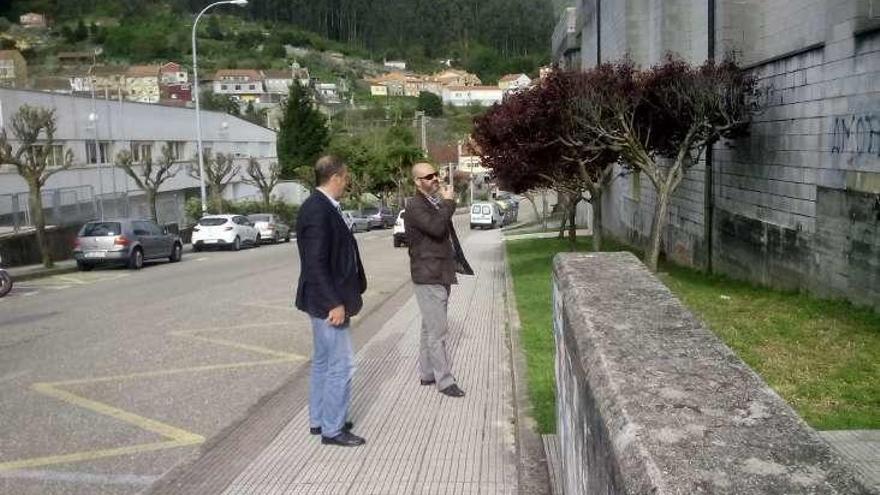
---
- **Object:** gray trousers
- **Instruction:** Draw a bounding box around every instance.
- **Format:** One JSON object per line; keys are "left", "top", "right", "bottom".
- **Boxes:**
{"left": 413, "top": 284, "right": 456, "bottom": 390}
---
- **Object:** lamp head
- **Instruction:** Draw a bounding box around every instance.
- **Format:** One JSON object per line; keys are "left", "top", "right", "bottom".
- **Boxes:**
{"left": 231, "top": 0, "right": 248, "bottom": 5}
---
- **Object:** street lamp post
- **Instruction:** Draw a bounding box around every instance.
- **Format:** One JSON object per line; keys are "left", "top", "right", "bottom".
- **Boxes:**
{"left": 87, "top": 58, "right": 104, "bottom": 221}
{"left": 192, "top": 0, "right": 248, "bottom": 215}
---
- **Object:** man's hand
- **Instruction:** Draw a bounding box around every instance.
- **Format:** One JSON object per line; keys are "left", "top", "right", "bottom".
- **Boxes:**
{"left": 327, "top": 305, "right": 346, "bottom": 326}
{"left": 440, "top": 184, "right": 454, "bottom": 200}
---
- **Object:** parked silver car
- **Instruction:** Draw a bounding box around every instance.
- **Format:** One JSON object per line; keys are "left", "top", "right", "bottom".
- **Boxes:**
{"left": 343, "top": 210, "right": 371, "bottom": 233}
{"left": 247, "top": 213, "right": 291, "bottom": 243}
{"left": 73, "top": 218, "right": 183, "bottom": 270}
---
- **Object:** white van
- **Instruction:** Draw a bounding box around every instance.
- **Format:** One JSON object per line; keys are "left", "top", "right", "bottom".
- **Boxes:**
{"left": 470, "top": 202, "right": 503, "bottom": 229}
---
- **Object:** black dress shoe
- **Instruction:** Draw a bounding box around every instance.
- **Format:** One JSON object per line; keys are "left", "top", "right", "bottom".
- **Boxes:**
{"left": 420, "top": 378, "right": 436, "bottom": 386}
{"left": 310, "top": 421, "right": 354, "bottom": 435}
{"left": 321, "top": 431, "right": 366, "bottom": 447}
{"left": 439, "top": 384, "right": 465, "bottom": 397}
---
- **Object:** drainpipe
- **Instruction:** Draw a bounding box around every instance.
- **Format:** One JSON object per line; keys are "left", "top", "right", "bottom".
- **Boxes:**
{"left": 596, "top": 0, "right": 602, "bottom": 64}
{"left": 704, "top": 0, "right": 716, "bottom": 273}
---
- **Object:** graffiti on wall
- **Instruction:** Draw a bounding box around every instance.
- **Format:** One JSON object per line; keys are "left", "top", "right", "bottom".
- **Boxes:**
{"left": 831, "top": 114, "right": 880, "bottom": 155}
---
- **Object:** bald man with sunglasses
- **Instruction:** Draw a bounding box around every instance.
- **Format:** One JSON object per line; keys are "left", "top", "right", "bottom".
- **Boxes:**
{"left": 404, "top": 162, "right": 473, "bottom": 398}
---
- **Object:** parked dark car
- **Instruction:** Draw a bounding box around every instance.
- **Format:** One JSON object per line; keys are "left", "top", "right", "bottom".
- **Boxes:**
{"left": 73, "top": 218, "right": 183, "bottom": 270}
{"left": 361, "top": 206, "right": 396, "bottom": 229}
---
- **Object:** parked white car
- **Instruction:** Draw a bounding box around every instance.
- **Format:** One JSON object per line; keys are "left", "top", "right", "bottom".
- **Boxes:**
{"left": 393, "top": 209, "right": 406, "bottom": 247}
{"left": 192, "top": 215, "right": 260, "bottom": 251}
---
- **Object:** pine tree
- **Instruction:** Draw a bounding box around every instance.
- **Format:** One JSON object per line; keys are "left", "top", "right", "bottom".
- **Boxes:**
{"left": 277, "top": 83, "right": 329, "bottom": 185}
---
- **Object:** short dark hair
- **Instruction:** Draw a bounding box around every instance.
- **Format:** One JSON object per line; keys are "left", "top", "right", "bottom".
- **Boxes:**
{"left": 314, "top": 155, "right": 346, "bottom": 186}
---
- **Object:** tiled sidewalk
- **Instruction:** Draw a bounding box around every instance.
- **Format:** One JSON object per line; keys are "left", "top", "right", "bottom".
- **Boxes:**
{"left": 219, "top": 230, "right": 516, "bottom": 494}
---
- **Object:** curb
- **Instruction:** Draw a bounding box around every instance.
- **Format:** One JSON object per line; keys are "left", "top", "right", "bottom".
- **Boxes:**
{"left": 10, "top": 265, "right": 79, "bottom": 282}
{"left": 502, "top": 242, "right": 552, "bottom": 494}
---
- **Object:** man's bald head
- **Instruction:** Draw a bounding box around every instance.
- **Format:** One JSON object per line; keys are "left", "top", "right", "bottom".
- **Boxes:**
{"left": 411, "top": 162, "right": 435, "bottom": 179}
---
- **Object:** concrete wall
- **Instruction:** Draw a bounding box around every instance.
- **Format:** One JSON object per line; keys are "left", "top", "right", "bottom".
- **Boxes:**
{"left": 553, "top": 252, "right": 871, "bottom": 494}
{"left": 571, "top": 0, "right": 880, "bottom": 311}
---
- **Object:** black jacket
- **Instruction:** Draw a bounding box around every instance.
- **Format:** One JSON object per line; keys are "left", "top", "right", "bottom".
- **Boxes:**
{"left": 294, "top": 191, "right": 367, "bottom": 319}
{"left": 404, "top": 192, "right": 473, "bottom": 285}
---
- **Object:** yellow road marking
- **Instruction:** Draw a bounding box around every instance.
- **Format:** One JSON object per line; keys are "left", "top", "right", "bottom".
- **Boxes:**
{"left": 2, "top": 321, "right": 304, "bottom": 472}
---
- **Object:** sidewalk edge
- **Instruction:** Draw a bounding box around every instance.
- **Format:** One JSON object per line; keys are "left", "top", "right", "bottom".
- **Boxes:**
{"left": 502, "top": 239, "right": 552, "bottom": 495}
{"left": 11, "top": 265, "right": 78, "bottom": 282}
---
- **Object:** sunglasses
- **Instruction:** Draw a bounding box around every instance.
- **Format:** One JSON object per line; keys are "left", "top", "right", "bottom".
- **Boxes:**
{"left": 417, "top": 172, "right": 438, "bottom": 181}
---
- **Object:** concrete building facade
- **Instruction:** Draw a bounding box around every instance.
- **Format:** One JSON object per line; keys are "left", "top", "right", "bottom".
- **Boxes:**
{"left": 555, "top": 0, "right": 880, "bottom": 310}
{"left": 0, "top": 89, "right": 279, "bottom": 227}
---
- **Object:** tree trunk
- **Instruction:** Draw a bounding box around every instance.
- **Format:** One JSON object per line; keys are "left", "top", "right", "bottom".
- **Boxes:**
{"left": 262, "top": 190, "right": 272, "bottom": 211}
{"left": 210, "top": 187, "right": 223, "bottom": 214}
{"left": 646, "top": 186, "right": 671, "bottom": 272}
{"left": 591, "top": 193, "right": 602, "bottom": 252}
{"left": 147, "top": 190, "right": 158, "bottom": 221}
{"left": 541, "top": 190, "right": 548, "bottom": 231}
{"left": 28, "top": 182, "right": 53, "bottom": 268}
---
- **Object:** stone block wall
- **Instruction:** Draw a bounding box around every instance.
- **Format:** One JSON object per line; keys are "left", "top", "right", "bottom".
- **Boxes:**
{"left": 553, "top": 252, "right": 871, "bottom": 494}
{"left": 575, "top": 0, "right": 880, "bottom": 311}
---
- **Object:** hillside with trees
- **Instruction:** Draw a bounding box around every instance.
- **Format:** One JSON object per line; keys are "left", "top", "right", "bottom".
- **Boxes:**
{"left": 1, "top": 0, "right": 553, "bottom": 83}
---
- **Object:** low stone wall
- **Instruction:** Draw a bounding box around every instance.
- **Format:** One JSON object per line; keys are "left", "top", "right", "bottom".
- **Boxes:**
{"left": 552, "top": 252, "right": 870, "bottom": 494}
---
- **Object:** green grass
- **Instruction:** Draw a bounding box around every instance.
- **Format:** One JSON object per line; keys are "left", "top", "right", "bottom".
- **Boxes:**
{"left": 506, "top": 236, "right": 880, "bottom": 433}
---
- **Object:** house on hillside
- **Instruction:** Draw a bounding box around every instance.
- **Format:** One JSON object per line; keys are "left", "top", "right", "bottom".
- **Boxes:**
{"left": 159, "top": 62, "right": 188, "bottom": 85}
{"left": 69, "top": 66, "right": 125, "bottom": 98}
{"left": 384, "top": 60, "right": 407, "bottom": 70}
{"left": 19, "top": 12, "right": 47, "bottom": 28}
{"left": 0, "top": 50, "right": 27, "bottom": 88}
{"left": 432, "top": 69, "right": 482, "bottom": 87}
{"left": 57, "top": 51, "right": 93, "bottom": 67}
{"left": 442, "top": 86, "right": 503, "bottom": 107}
{"left": 262, "top": 69, "right": 293, "bottom": 103}
{"left": 315, "top": 83, "right": 341, "bottom": 104}
{"left": 33, "top": 77, "right": 72, "bottom": 94}
{"left": 368, "top": 72, "right": 408, "bottom": 97}
{"left": 498, "top": 73, "right": 531, "bottom": 92}
{"left": 125, "top": 65, "right": 160, "bottom": 103}
{"left": 213, "top": 69, "right": 264, "bottom": 102}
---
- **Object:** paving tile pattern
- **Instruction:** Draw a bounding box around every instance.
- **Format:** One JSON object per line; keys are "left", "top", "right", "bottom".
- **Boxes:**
{"left": 221, "top": 231, "right": 517, "bottom": 494}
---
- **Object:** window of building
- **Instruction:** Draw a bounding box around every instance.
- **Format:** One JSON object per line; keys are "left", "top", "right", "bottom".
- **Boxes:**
{"left": 169, "top": 141, "right": 185, "bottom": 160}
{"left": 36, "top": 144, "right": 65, "bottom": 167}
{"left": 249, "top": 84, "right": 255, "bottom": 91}
{"left": 220, "top": 84, "right": 228, "bottom": 90}
{"left": 234, "top": 84, "right": 241, "bottom": 91}
{"left": 130, "top": 141, "right": 153, "bottom": 163}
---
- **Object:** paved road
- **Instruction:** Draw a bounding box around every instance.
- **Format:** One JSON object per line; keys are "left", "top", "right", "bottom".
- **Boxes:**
{"left": 0, "top": 228, "right": 412, "bottom": 495}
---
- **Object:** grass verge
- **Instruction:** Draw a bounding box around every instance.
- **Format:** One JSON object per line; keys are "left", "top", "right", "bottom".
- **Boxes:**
{"left": 505, "top": 236, "right": 880, "bottom": 433}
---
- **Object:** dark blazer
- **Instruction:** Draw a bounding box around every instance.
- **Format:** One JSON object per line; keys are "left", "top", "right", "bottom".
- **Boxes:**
{"left": 404, "top": 192, "right": 473, "bottom": 285}
{"left": 295, "top": 191, "right": 367, "bottom": 320}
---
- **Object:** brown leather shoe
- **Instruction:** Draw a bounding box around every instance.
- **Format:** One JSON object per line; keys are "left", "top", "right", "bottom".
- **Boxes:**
{"left": 321, "top": 431, "right": 366, "bottom": 447}
{"left": 439, "top": 384, "right": 465, "bottom": 397}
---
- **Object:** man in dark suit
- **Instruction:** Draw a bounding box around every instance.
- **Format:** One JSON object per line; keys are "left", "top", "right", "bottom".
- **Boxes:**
{"left": 404, "top": 162, "right": 473, "bottom": 398}
{"left": 295, "top": 155, "right": 367, "bottom": 447}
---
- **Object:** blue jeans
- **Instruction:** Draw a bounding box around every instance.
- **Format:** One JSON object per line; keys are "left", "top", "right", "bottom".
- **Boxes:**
{"left": 308, "top": 316, "right": 354, "bottom": 438}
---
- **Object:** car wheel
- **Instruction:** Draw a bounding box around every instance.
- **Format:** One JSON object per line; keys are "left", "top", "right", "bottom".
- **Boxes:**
{"left": 393, "top": 238, "right": 401, "bottom": 248}
{"left": 232, "top": 237, "right": 241, "bottom": 251}
{"left": 470, "top": 224, "right": 475, "bottom": 230}
{"left": 169, "top": 243, "right": 182, "bottom": 262}
{"left": 193, "top": 244, "right": 202, "bottom": 252}
{"left": 272, "top": 233, "right": 279, "bottom": 243}
{"left": 254, "top": 234, "right": 261, "bottom": 247}
{"left": 77, "top": 261, "right": 93, "bottom": 272}
{"left": 128, "top": 248, "right": 144, "bottom": 270}
{"left": 284, "top": 232, "right": 291, "bottom": 242}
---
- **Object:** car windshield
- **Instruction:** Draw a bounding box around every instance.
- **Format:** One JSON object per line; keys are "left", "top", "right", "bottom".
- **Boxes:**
{"left": 81, "top": 222, "right": 122, "bottom": 236}
{"left": 199, "top": 217, "right": 228, "bottom": 226}
{"left": 248, "top": 214, "right": 271, "bottom": 222}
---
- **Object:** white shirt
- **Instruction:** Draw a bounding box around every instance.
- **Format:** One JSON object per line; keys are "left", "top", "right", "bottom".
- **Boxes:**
{"left": 318, "top": 187, "right": 352, "bottom": 229}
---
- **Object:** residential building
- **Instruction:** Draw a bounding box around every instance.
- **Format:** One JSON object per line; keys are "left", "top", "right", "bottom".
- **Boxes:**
{"left": 431, "top": 69, "right": 482, "bottom": 87}
{"left": 125, "top": 65, "right": 160, "bottom": 104}
{"left": 560, "top": 0, "right": 880, "bottom": 310}
{"left": 19, "top": 12, "right": 47, "bottom": 28}
{"left": 159, "top": 62, "right": 188, "bottom": 85}
{"left": 370, "top": 84, "right": 389, "bottom": 97}
{"left": 213, "top": 69, "right": 264, "bottom": 102}
{"left": 315, "top": 83, "right": 341, "bottom": 104}
{"left": 368, "top": 72, "right": 408, "bottom": 97}
{"left": 0, "top": 88, "right": 279, "bottom": 226}
{"left": 159, "top": 83, "right": 192, "bottom": 107}
{"left": 262, "top": 69, "right": 293, "bottom": 103}
{"left": 384, "top": 60, "right": 407, "bottom": 70}
{"left": 69, "top": 66, "right": 125, "bottom": 98}
{"left": 442, "top": 86, "right": 503, "bottom": 107}
{"left": 0, "top": 50, "right": 27, "bottom": 88}
{"left": 498, "top": 73, "right": 532, "bottom": 92}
